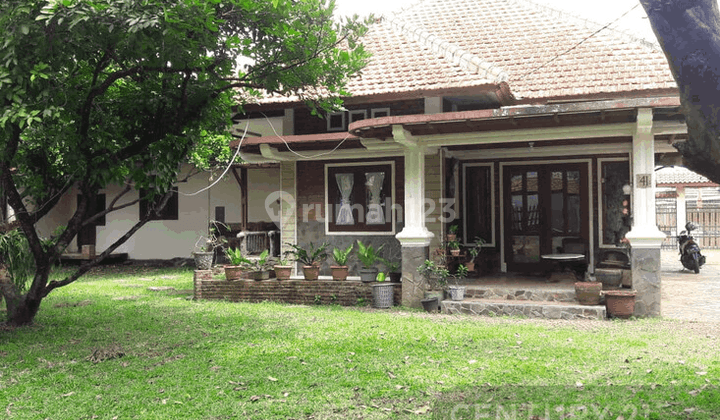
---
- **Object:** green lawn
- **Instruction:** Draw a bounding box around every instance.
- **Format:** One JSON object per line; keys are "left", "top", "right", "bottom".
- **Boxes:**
{"left": 1, "top": 266, "right": 719, "bottom": 419}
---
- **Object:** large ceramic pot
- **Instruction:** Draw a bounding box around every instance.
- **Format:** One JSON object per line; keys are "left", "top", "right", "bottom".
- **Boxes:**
{"left": 193, "top": 251, "right": 213, "bottom": 270}
{"left": 605, "top": 290, "right": 637, "bottom": 318}
{"left": 574, "top": 281, "right": 602, "bottom": 305}
{"left": 448, "top": 285, "right": 466, "bottom": 301}
{"left": 595, "top": 268, "right": 622, "bottom": 290}
{"left": 421, "top": 297, "right": 439, "bottom": 313}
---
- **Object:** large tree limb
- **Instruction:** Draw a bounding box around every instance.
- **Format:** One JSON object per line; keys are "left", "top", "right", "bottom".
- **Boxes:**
{"left": 642, "top": 0, "right": 720, "bottom": 183}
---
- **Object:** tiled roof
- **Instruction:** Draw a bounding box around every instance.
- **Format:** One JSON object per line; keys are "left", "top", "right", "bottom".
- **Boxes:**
{"left": 656, "top": 167, "right": 714, "bottom": 185}
{"left": 256, "top": 0, "right": 677, "bottom": 105}
{"left": 392, "top": 0, "right": 676, "bottom": 102}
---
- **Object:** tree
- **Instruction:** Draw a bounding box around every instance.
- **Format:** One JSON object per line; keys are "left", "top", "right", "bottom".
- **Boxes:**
{"left": 0, "top": 0, "right": 369, "bottom": 326}
{"left": 641, "top": 0, "right": 720, "bottom": 183}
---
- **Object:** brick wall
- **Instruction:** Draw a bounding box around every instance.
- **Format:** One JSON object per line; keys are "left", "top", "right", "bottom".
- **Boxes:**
{"left": 194, "top": 271, "right": 402, "bottom": 306}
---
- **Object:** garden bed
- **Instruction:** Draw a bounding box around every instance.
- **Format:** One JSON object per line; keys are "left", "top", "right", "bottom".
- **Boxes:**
{"left": 193, "top": 270, "right": 401, "bottom": 306}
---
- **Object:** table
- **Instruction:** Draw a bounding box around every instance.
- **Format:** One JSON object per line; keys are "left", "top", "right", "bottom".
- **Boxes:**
{"left": 540, "top": 253, "right": 587, "bottom": 282}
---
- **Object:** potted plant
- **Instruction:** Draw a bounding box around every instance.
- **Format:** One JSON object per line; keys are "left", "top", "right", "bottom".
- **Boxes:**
{"left": 286, "top": 242, "right": 328, "bottom": 280}
{"left": 466, "top": 236, "right": 486, "bottom": 272}
{"left": 274, "top": 256, "right": 293, "bottom": 281}
{"left": 448, "top": 264, "right": 469, "bottom": 301}
{"left": 224, "top": 247, "right": 247, "bottom": 281}
{"left": 330, "top": 243, "right": 354, "bottom": 281}
{"left": 382, "top": 258, "right": 401, "bottom": 283}
{"left": 371, "top": 272, "right": 394, "bottom": 308}
{"left": 447, "top": 224, "right": 459, "bottom": 242}
{"left": 192, "top": 221, "right": 227, "bottom": 270}
{"left": 241, "top": 249, "right": 273, "bottom": 280}
{"left": 356, "top": 241, "right": 384, "bottom": 283}
{"left": 447, "top": 240, "right": 461, "bottom": 257}
{"left": 417, "top": 259, "right": 450, "bottom": 312}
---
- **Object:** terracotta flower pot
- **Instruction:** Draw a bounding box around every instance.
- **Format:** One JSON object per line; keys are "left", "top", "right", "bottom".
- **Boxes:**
{"left": 302, "top": 265, "right": 320, "bottom": 280}
{"left": 224, "top": 265, "right": 245, "bottom": 281}
{"left": 450, "top": 249, "right": 460, "bottom": 257}
{"left": 274, "top": 265, "right": 292, "bottom": 281}
{"left": 605, "top": 290, "right": 637, "bottom": 318}
{"left": 331, "top": 265, "right": 349, "bottom": 281}
{"left": 574, "top": 281, "right": 602, "bottom": 305}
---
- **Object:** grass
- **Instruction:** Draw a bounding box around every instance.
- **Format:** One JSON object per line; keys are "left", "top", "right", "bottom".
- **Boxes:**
{"left": 1, "top": 266, "right": 719, "bottom": 419}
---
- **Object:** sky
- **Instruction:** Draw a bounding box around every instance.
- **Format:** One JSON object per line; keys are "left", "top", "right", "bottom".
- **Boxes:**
{"left": 333, "top": 0, "right": 657, "bottom": 43}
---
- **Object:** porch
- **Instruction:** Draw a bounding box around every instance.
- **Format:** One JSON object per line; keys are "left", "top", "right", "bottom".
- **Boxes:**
{"left": 442, "top": 273, "right": 606, "bottom": 320}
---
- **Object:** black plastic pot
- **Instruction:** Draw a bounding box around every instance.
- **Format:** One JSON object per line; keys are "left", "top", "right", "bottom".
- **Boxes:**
{"left": 421, "top": 297, "right": 439, "bottom": 313}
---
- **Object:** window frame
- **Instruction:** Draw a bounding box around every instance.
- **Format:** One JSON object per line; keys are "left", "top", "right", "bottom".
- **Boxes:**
{"left": 462, "top": 162, "right": 496, "bottom": 247}
{"left": 326, "top": 111, "right": 346, "bottom": 132}
{"left": 324, "top": 161, "right": 396, "bottom": 235}
{"left": 371, "top": 108, "right": 390, "bottom": 118}
{"left": 139, "top": 187, "right": 179, "bottom": 221}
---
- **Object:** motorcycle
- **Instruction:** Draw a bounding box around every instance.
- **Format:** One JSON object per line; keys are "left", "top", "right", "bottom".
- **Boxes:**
{"left": 677, "top": 222, "right": 706, "bottom": 273}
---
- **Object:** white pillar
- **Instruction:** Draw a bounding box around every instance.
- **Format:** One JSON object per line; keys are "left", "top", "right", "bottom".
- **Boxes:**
{"left": 676, "top": 185, "right": 686, "bottom": 234}
{"left": 393, "top": 125, "right": 435, "bottom": 247}
{"left": 392, "top": 125, "right": 435, "bottom": 308}
{"left": 625, "top": 108, "right": 665, "bottom": 317}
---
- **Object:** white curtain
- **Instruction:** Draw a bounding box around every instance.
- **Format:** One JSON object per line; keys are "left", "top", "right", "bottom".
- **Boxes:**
{"left": 366, "top": 172, "right": 385, "bottom": 225}
{"left": 335, "top": 173, "right": 354, "bottom": 225}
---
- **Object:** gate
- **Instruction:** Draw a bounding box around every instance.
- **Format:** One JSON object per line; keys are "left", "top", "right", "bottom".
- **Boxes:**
{"left": 656, "top": 195, "right": 677, "bottom": 250}
{"left": 687, "top": 203, "right": 720, "bottom": 249}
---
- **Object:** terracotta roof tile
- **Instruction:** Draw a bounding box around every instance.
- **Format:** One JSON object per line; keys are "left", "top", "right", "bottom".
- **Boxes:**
{"left": 256, "top": 0, "right": 676, "bottom": 105}
{"left": 388, "top": 0, "right": 676, "bottom": 101}
{"left": 656, "top": 167, "right": 714, "bottom": 185}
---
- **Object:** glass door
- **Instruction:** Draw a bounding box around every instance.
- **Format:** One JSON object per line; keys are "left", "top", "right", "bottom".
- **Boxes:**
{"left": 504, "top": 164, "right": 588, "bottom": 273}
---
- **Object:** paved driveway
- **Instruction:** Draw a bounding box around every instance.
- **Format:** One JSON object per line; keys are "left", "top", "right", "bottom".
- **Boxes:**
{"left": 661, "top": 248, "right": 720, "bottom": 322}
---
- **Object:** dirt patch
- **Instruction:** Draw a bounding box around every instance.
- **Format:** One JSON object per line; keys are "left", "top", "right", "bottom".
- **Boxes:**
{"left": 87, "top": 344, "right": 125, "bottom": 363}
{"left": 53, "top": 300, "right": 93, "bottom": 308}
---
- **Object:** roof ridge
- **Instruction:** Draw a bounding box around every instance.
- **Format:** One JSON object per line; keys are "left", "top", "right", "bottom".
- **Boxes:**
{"left": 506, "top": 0, "right": 661, "bottom": 52}
{"left": 387, "top": 13, "right": 509, "bottom": 84}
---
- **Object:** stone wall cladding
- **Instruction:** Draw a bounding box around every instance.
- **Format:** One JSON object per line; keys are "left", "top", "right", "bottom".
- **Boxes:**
{"left": 442, "top": 300, "right": 606, "bottom": 320}
{"left": 465, "top": 287, "right": 576, "bottom": 303}
{"left": 194, "top": 271, "right": 401, "bottom": 307}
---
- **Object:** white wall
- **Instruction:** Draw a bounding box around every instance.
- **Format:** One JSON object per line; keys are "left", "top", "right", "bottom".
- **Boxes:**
{"left": 97, "top": 164, "right": 211, "bottom": 260}
{"left": 27, "top": 162, "right": 280, "bottom": 260}
{"left": 234, "top": 116, "right": 285, "bottom": 138}
{"left": 248, "top": 167, "right": 281, "bottom": 223}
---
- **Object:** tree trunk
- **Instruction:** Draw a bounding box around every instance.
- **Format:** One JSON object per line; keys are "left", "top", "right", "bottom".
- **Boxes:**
{"left": 641, "top": 0, "right": 720, "bottom": 184}
{"left": 1, "top": 264, "right": 50, "bottom": 327}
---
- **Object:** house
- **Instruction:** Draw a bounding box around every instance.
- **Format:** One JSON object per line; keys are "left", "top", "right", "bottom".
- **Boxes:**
{"left": 235, "top": 0, "right": 684, "bottom": 315}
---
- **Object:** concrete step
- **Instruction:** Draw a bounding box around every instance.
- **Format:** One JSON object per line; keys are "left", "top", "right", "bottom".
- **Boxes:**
{"left": 441, "top": 298, "right": 606, "bottom": 320}
{"left": 464, "top": 285, "right": 576, "bottom": 303}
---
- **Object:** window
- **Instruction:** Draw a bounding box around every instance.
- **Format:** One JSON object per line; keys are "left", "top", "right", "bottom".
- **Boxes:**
{"left": 600, "top": 160, "right": 631, "bottom": 246}
{"left": 463, "top": 163, "right": 495, "bottom": 246}
{"left": 371, "top": 108, "right": 390, "bottom": 118}
{"left": 349, "top": 110, "right": 367, "bottom": 123}
{"left": 326, "top": 112, "right": 346, "bottom": 131}
{"left": 326, "top": 163, "right": 394, "bottom": 233}
{"left": 139, "top": 187, "right": 179, "bottom": 221}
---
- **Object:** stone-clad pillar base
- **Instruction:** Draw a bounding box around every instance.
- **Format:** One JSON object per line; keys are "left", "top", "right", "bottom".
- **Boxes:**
{"left": 630, "top": 247, "right": 661, "bottom": 317}
{"left": 626, "top": 227, "right": 665, "bottom": 317}
{"left": 401, "top": 246, "right": 430, "bottom": 308}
